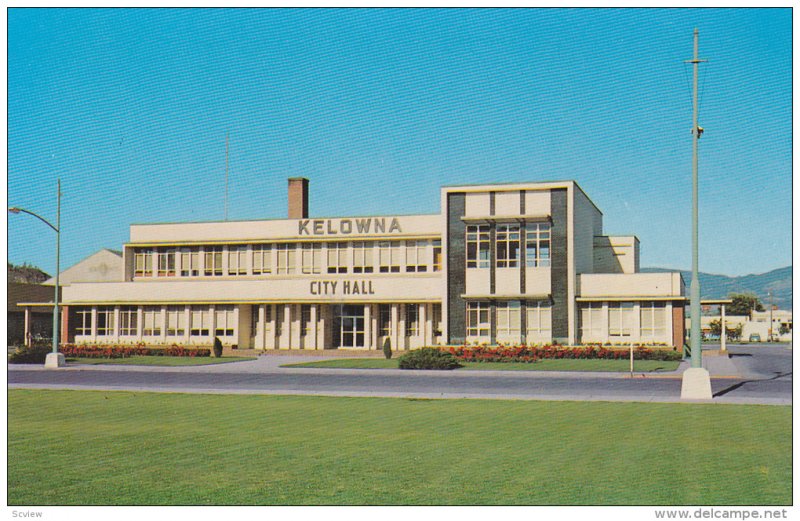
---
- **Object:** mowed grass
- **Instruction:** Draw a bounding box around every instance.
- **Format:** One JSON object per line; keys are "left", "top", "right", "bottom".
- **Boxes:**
{"left": 8, "top": 390, "right": 789, "bottom": 506}
{"left": 67, "top": 356, "right": 256, "bottom": 366}
{"left": 283, "top": 358, "right": 681, "bottom": 372}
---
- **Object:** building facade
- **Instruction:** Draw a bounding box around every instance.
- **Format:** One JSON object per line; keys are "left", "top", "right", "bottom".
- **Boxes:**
{"left": 58, "top": 178, "right": 686, "bottom": 350}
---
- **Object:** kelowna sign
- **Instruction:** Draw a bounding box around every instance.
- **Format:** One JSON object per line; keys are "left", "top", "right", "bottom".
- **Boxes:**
{"left": 298, "top": 217, "right": 402, "bottom": 236}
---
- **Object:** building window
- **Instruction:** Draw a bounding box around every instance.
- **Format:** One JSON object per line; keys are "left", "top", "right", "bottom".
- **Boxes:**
{"left": 432, "top": 240, "right": 442, "bottom": 272}
{"left": 156, "top": 249, "right": 176, "bottom": 277}
{"left": 379, "top": 304, "right": 392, "bottom": 337}
{"left": 431, "top": 304, "right": 442, "bottom": 337}
{"left": 119, "top": 306, "right": 138, "bottom": 336}
{"left": 352, "top": 242, "right": 374, "bottom": 273}
{"left": 379, "top": 241, "right": 402, "bottom": 273}
{"left": 276, "top": 244, "right": 297, "bottom": 274}
{"left": 134, "top": 249, "right": 154, "bottom": 277}
{"left": 204, "top": 247, "right": 223, "bottom": 276}
{"left": 525, "top": 223, "right": 551, "bottom": 267}
{"left": 228, "top": 246, "right": 248, "bottom": 276}
{"left": 76, "top": 308, "right": 92, "bottom": 336}
{"left": 526, "top": 301, "right": 552, "bottom": 340}
{"left": 95, "top": 307, "right": 115, "bottom": 336}
{"left": 190, "top": 307, "right": 210, "bottom": 337}
{"left": 301, "top": 305, "right": 313, "bottom": 337}
{"left": 405, "top": 240, "right": 428, "bottom": 272}
{"left": 405, "top": 304, "right": 419, "bottom": 337}
{"left": 640, "top": 302, "right": 667, "bottom": 339}
{"left": 142, "top": 306, "right": 163, "bottom": 336}
{"left": 166, "top": 306, "right": 186, "bottom": 337}
{"left": 215, "top": 306, "right": 235, "bottom": 337}
{"left": 300, "top": 243, "right": 322, "bottom": 274}
{"left": 580, "top": 302, "right": 604, "bottom": 341}
{"left": 180, "top": 248, "right": 200, "bottom": 277}
{"left": 496, "top": 301, "right": 521, "bottom": 337}
{"left": 327, "top": 242, "right": 348, "bottom": 274}
{"left": 466, "top": 225, "right": 490, "bottom": 268}
{"left": 252, "top": 245, "right": 272, "bottom": 275}
{"left": 466, "top": 302, "right": 490, "bottom": 337}
{"left": 496, "top": 225, "right": 520, "bottom": 268}
{"left": 609, "top": 302, "right": 634, "bottom": 338}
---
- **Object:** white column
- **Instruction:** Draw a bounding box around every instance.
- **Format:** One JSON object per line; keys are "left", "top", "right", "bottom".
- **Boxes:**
{"left": 391, "top": 304, "right": 399, "bottom": 351}
{"left": 160, "top": 306, "right": 167, "bottom": 344}
{"left": 23, "top": 307, "right": 31, "bottom": 347}
{"left": 221, "top": 247, "right": 229, "bottom": 276}
{"left": 423, "top": 304, "right": 433, "bottom": 346}
{"left": 632, "top": 302, "right": 642, "bottom": 345}
{"left": 399, "top": 304, "right": 407, "bottom": 351}
{"left": 114, "top": 307, "right": 121, "bottom": 343}
{"left": 721, "top": 305, "right": 727, "bottom": 352}
{"left": 256, "top": 305, "right": 265, "bottom": 349}
{"left": 90, "top": 306, "right": 98, "bottom": 343}
{"left": 282, "top": 304, "right": 292, "bottom": 349}
{"left": 209, "top": 305, "right": 217, "bottom": 343}
{"left": 601, "top": 302, "right": 610, "bottom": 344}
{"left": 419, "top": 303, "right": 427, "bottom": 347}
{"left": 137, "top": 307, "right": 144, "bottom": 341}
{"left": 371, "top": 305, "right": 378, "bottom": 350}
{"left": 183, "top": 306, "right": 191, "bottom": 344}
{"left": 309, "top": 305, "right": 318, "bottom": 350}
{"left": 363, "top": 304, "right": 371, "bottom": 350}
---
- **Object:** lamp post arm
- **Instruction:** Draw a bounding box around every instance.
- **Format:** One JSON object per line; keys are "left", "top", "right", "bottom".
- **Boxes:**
{"left": 9, "top": 207, "right": 59, "bottom": 233}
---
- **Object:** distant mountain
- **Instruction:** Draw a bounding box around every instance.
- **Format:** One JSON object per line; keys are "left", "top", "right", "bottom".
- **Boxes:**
{"left": 641, "top": 266, "right": 792, "bottom": 310}
{"left": 7, "top": 262, "right": 50, "bottom": 285}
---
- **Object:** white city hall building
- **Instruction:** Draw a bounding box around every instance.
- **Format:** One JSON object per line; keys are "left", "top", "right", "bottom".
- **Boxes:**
{"left": 57, "top": 178, "right": 686, "bottom": 351}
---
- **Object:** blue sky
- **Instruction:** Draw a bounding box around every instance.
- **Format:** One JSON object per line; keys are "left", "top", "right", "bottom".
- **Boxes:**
{"left": 7, "top": 8, "right": 792, "bottom": 277}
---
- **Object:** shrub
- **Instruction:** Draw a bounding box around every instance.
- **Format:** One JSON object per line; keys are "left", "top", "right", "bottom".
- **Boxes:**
{"left": 382, "top": 337, "right": 392, "bottom": 360}
{"left": 213, "top": 337, "right": 223, "bottom": 358}
{"left": 58, "top": 344, "right": 210, "bottom": 358}
{"left": 8, "top": 344, "right": 53, "bottom": 364}
{"left": 398, "top": 347, "right": 462, "bottom": 370}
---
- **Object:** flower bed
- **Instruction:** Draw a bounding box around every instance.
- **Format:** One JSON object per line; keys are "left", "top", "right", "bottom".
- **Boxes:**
{"left": 444, "top": 345, "right": 680, "bottom": 363}
{"left": 60, "top": 344, "right": 211, "bottom": 359}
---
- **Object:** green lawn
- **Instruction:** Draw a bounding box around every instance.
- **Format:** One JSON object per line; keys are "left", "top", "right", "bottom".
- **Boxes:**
{"left": 67, "top": 356, "right": 256, "bottom": 366}
{"left": 8, "top": 389, "right": 790, "bottom": 505}
{"left": 282, "top": 358, "right": 681, "bottom": 372}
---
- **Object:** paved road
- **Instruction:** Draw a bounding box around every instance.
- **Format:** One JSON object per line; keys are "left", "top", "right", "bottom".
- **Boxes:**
{"left": 8, "top": 345, "right": 791, "bottom": 404}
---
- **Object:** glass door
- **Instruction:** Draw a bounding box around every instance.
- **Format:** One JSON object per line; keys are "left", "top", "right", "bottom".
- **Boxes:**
{"left": 335, "top": 305, "right": 365, "bottom": 348}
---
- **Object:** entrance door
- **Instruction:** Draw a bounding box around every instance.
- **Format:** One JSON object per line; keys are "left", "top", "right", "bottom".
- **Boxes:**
{"left": 335, "top": 305, "right": 365, "bottom": 349}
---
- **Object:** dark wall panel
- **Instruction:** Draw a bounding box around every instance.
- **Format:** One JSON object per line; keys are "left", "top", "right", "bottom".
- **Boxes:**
{"left": 551, "top": 189, "right": 569, "bottom": 341}
{"left": 447, "top": 193, "right": 467, "bottom": 344}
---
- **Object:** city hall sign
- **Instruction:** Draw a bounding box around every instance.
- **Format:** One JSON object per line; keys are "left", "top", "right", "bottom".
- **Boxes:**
{"left": 298, "top": 217, "right": 402, "bottom": 236}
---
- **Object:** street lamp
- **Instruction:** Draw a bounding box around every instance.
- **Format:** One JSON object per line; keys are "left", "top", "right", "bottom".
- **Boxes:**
{"left": 9, "top": 179, "right": 63, "bottom": 368}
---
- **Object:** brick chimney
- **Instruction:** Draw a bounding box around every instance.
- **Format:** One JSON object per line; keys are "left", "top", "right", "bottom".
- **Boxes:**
{"left": 288, "top": 177, "right": 309, "bottom": 219}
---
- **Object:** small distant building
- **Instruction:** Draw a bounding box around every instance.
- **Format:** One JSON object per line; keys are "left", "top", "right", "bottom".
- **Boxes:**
{"left": 42, "top": 248, "right": 122, "bottom": 286}
{"left": 8, "top": 283, "right": 56, "bottom": 346}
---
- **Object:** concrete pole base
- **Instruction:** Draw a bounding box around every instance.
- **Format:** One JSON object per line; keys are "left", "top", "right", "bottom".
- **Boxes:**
{"left": 680, "top": 367, "right": 712, "bottom": 400}
{"left": 44, "top": 352, "right": 66, "bottom": 369}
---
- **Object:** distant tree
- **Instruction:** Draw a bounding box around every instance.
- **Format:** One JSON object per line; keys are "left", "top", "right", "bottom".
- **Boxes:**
{"left": 727, "top": 293, "right": 764, "bottom": 316}
{"left": 779, "top": 324, "right": 790, "bottom": 336}
{"left": 7, "top": 262, "right": 49, "bottom": 284}
{"left": 708, "top": 320, "right": 743, "bottom": 341}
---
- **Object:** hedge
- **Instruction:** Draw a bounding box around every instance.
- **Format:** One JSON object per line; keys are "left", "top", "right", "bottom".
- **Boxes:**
{"left": 445, "top": 345, "right": 681, "bottom": 363}
{"left": 59, "top": 344, "right": 211, "bottom": 359}
{"left": 398, "top": 348, "right": 462, "bottom": 370}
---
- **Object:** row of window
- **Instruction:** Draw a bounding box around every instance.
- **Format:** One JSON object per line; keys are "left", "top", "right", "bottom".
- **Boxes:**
{"left": 466, "top": 223, "right": 551, "bottom": 269}
{"left": 76, "top": 305, "right": 236, "bottom": 338}
{"left": 133, "top": 240, "right": 443, "bottom": 278}
{"left": 466, "top": 301, "right": 552, "bottom": 338}
{"left": 580, "top": 302, "right": 668, "bottom": 339}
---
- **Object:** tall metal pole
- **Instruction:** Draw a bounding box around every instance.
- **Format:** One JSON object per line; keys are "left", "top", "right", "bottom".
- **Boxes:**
{"left": 53, "top": 179, "right": 61, "bottom": 355}
{"left": 689, "top": 28, "right": 705, "bottom": 369}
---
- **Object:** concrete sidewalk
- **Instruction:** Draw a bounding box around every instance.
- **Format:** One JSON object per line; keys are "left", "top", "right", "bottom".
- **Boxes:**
{"left": 8, "top": 352, "right": 742, "bottom": 380}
